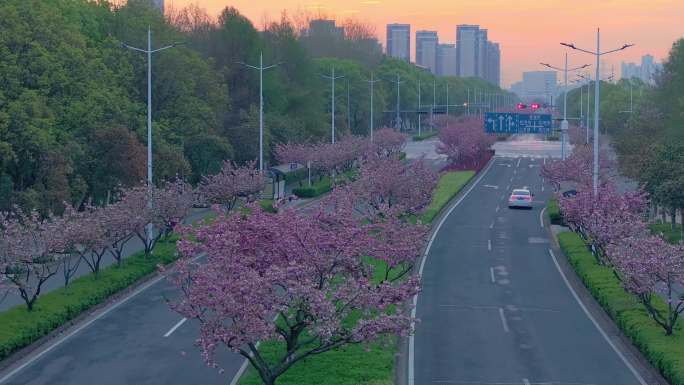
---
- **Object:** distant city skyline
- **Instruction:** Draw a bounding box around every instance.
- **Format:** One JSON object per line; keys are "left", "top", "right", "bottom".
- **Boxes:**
{"left": 169, "top": 0, "right": 680, "bottom": 87}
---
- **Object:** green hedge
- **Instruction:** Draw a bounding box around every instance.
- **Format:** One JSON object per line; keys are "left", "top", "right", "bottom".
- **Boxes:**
{"left": 421, "top": 171, "right": 475, "bottom": 224}
{"left": 0, "top": 238, "right": 179, "bottom": 361}
{"left": 292, "top": 177, "right": 332, "bottom": 198}
{"left": 649, "top": 222, "right": 683, "bottom": 244}
{"left": 558, "top": 232, "right": 684, "bottom": 385}
{"left": 412, "top": 131, "right": 437, "bottom": 141}
{"left": 547, "top": 198, "right": 562, "bottom": 225}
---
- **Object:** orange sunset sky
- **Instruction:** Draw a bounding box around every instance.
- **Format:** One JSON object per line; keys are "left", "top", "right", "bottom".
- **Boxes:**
{"left": 166, "top": 0, "right": 683, "bottom": 87}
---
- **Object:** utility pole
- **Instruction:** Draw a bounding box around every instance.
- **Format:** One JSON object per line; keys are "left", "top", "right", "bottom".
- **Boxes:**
{"left": 365, "top": 72, "right": 380, "bottom": 141}
{"left": 417, "top": 77, "right": 422, "bottom": 136}
{"left": 122, "top": 26, "right": 182, "bottom": 244}
{"left": 540, "top": 55, "right": 590, "bottom": 160}
{"left": 386, "top": 74, "right": 404, "bottom": 131}
{"left": 347, "top": 79, "right": 352, "bottom": 132}
{"left": 322, "top": 66, "right": 345, "bottom": 144}
{"left": 238, "top": 51, "right": 281, "bottom": 172}
{"left": 562, "top": 29, "right": 633, "bottom": 195}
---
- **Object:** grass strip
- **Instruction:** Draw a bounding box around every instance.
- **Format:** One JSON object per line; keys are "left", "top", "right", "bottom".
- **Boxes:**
{"left": 412, "top": 131, "right": 437, "bottom": 141}
{"left": 649, "top": 222, "right": 683, "bottom": 244}
{"left": 421, "top": 171, "right": 476, "bottom": 224}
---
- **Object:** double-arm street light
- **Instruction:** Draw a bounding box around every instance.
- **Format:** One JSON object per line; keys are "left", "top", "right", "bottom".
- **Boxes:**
{"left": 238, "top": 51, "right": 281, "bottom": 172}
{"left": 321, "top": 67, "right": 345, "bottom": 144}
{"left": 122, "top": 26, "right": 182, "bottom": 243}
{"left": 540, "top": 55, "right": 590, "bottom": 160}
{"left": 385, "top": 74, "right": 404, "bottom": 131}
{"left": 561, "top": 28, "right": 633, "bottom": 195}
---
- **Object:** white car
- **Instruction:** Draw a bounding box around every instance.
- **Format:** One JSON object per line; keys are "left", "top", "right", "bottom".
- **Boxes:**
{"left": 508, "top": 188, "right": 533, "bottom": 209}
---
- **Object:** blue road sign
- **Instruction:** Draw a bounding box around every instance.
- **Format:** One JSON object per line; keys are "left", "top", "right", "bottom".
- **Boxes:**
{"left": 518, "top": 113, "right": 552, "bottom": 134}
{"left": 485, "top": 112, "right": 552, "bottom": 134}
{"left": 485, "top": 112, "right": 518, "bottom": 133}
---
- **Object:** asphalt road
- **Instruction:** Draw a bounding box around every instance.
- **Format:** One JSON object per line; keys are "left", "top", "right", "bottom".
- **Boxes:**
{"left": 412, "top": 154, "right": 645, "bottom": 385}
{"left": 1, "top": 261, "right": 246, "bottom": 385}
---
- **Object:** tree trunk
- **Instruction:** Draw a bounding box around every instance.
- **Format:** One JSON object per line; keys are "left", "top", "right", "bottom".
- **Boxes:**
{"left": 672, "top": 207, "right": 677, "bottom": 231}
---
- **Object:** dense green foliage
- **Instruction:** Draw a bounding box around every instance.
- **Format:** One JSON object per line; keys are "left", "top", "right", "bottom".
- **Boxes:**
{"left": 292, "top": 177, "right": 333, "bottom": 198}
{"left": 0, "top": 0, "right": 509, "bottom": 214}
{"left": 421, "top": 171, "right": 475, "bottom": 224}
{"left": 558, "top": 232, "right": 684, "bottom": 385}
{"left": 0, "top": 237, "right": 178, "bottom": 360}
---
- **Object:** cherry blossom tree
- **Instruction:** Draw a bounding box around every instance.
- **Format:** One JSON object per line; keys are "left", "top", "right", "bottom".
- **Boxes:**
{"left": 115, "top": 185, "right": 157, "bottom": 256}
{"left": 371, "top": 128, "right": 407, "bottom": 156}
{"left": 100, "top": 201, "right": 137, "bottom": 267}
{"left": 152, "top": 178, "right": 196, "bottom": 238}
{"left": 436, "top": 117, "right": 494, "bottom": 168}
{"left": 0, "top": 209, "right": 69, "bottom": 311}
{"left": 198, "top": 161, "right": 265, "bottom": 211}
{"left": 559, "top": 184, "right": 649, "bottom": 264}
{"left": 353, "top": 155, "right": 437, "bottom": 217}
{"left": 609, "top": 235, "right": 684, "bottom": 335}
{"left": 167, "top": 202, "right": 421, "bottom": 385}
{"left": 540, "top": 145, "right": 613, "bottom": 190}
{"left": 63, "top": 204, "right": 111, "bottom": 279}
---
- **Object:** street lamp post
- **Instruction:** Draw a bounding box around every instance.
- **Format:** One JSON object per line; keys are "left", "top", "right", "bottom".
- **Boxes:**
{"left": 122, "top": 26, "right": 182, "bottom": 244}
{"left": 365, "top": 72, "right": 380, "bottom": 142}
{"left": 561, "top": 29, "right": 633, "bottom": 195}
{"left": 238, "top": 51, "right": 281, "bottom": 172}
{"left": 322, "top": 66, "right": 345, "bottom": 144}
{"left": 386, "top": 75, "right": 404, "bottom": 131}
{"left": 417, "top": 77, "right": 422, "bottom": 136}
{"left": 540, "top": 55, "right": 590, "bottom": 160}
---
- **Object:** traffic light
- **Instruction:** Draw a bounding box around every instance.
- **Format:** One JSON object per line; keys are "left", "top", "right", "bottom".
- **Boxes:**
{"left": 531, "top": 103, "right": 540, "bottom": 110}
{"left": 516, "top": 103, "right": 527, "bottom": 110}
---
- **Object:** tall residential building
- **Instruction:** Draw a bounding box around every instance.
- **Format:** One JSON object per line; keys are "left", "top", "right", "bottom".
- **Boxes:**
{"left": 486, "top": 42, "right": 500, "bottom": 86}
{"left": 386, "top": 24, "right": 411, "bottom": 62}
{"left": 621, "top": 54, "right": 660, "bottom": 84}
{"left": 151, "top": 0, "right": 164, "bottom": 13}
{"left": 416, "top": 31, "right": 439, "bottom": 74}
{"left": 437, "top": 44, "right": 457, "bottom": 77}
{"left": 456, "top": 25, "right": 479, "bottom": 77}
{"left": 477, "top": 29, "right": 488, "bottom": 78}
{"left": 521, "top": 71, "right": 557, "bottom": 102}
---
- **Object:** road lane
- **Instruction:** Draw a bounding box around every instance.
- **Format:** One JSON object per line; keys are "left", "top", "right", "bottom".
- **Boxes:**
{"left": 413, "top": 155, "right": 644, "bottom": 385}
{"left": 2, "top": 273, "right": 244, "bottom": 385}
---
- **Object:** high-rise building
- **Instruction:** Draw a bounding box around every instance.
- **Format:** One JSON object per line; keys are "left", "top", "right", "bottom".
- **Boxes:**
{"left": 456, "top": 25, "right": 479, "bottom": 77}
{"left": 486, "top": 42, "right": 500, "bottom": 86}
{"left": 477, "top": 29, "right": 488, "bottom": 78}
{"left": 151, "top": 0, "right": 164, "bottom": 13}
{"left": 437, "top": 44, "right": 457, "bottom": 77}
{"left": 416, "top": 31, "right": 439, "bottom": 74}
{"left": 386, "top": 24, "right": 411, "bottom": 62}
{"left": 521, "top": 71, "right": 557, "bottom": 102}
{"left": 620, "top": 54, "right": 660, "bottom": 84}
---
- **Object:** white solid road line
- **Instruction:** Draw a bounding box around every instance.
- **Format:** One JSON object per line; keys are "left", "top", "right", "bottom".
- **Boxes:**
{"left": 0, "top": 274, "right": 166, "bottom": 384}
{"left": 407, "top": 158, "right": 496, "bottom": 385}
{"left": 539, "top": 207, "right": 546, "bottom": 229}
{"left": 498, "top": 307, "right": 510, "bottom": 333}
{"left": 0, "top": 253, "right": 205, "bottom": 385}
{"left": 163, "top": 317, "right": 187, "bottom": 338}
{"left": 489, "top": 221, "right": 495, "bottom": 229}
{"left": 547, "top": 249, "right": 648, "bottom": 385}
{"left": 488, "top": 239, "right": 492, "bottom": 251}
{"left": 490, "top": 267, "right": 496, "bottom": 284}
{"left": 516, "top": 158, "right": 521, "bottom": 168}
{"left": 523, "top": 378, "right": 531, "bottom": 385}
